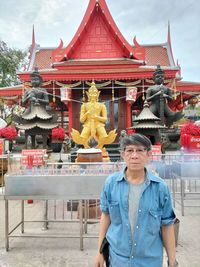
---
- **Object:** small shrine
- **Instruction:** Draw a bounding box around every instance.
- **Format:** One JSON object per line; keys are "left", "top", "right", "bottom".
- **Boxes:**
{"left": 14, "top": 68, "right": 58, "bottom": 148}
{"left": 130, "top": 100, "right": 165, "bottom": 144}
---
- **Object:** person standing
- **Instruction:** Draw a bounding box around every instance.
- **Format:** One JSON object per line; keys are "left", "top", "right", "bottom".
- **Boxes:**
{"left": 95, "top": 133, "right": 178, "bottom": 267}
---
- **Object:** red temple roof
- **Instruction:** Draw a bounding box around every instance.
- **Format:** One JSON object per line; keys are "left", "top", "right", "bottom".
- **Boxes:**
{"left": 0, "top": 85, "right": 23, "bottom": 96}
{"left": 31, "top": 43, "right": 172, "bottom": 71}
{"left": 52, "top": 0, "right": 139, "bottom": 62}
{"left": 27, "top": 0, "right": 176, "bottom": 76}
{"left": 144, "top": 45, "right": 170, "bottom": 66}
{"left": 2, "top": 0, "right": 198, "bottom": 97}
{"left": 176, "top": 81, "right": 200, "bottom": 92}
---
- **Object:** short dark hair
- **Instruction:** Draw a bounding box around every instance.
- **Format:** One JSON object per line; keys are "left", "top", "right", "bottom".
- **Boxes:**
{"left": 120, "top": 133, "right": 152, "bottom": 151}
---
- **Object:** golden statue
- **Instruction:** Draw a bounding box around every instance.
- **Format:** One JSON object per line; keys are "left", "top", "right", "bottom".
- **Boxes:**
{"left": 71, "top": 82, "right": 117, "bottom": 149}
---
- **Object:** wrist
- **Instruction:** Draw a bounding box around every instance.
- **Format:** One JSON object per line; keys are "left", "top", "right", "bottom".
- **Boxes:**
{"left": 167, "top": 259, "right": 178, "bottom": 266}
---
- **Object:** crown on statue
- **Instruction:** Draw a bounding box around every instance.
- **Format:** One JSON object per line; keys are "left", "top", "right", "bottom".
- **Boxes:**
{"left": 88, "top": 81, "right": 99, "bottom": 94}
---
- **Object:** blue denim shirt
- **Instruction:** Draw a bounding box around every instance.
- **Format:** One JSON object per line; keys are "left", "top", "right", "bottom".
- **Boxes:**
{"left": 100, "top": 169, "right": 176, "bottom": 267}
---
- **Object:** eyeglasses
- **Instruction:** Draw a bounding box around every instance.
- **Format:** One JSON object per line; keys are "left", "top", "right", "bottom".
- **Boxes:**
{"left": 124, "top": 147, "right": 147, "bottom": 156}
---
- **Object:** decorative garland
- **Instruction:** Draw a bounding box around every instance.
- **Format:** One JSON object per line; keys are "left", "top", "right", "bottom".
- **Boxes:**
{"left": 85, "top": 80, "right": 111, "bottom": 88}
{"left": 115, "top": 80, "right": 141, "bottom": 86}
{"left": 112, "top": 81, "right": 115, "bottom": 101}
{"left": 0, "top": 95, "right": 19, "bottom": 100}
{"left": 82, "top": 82, "right": 86, "bottom": 102}
{"left": 145, "top": 78, "right": 172, "bottom": 84}
{"left": 23, "top": 80, "right": 52, "bottom": 87}
{"left": 142, "top": 80, "right": 145, "bottom": 101}
{"left": 55, "top": 81, "right": 81, "bottom": 88}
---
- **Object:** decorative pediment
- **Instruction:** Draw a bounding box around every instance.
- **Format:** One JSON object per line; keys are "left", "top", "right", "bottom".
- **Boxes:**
{"left": 52, "top": 0, "right": 139, "bottom": 63}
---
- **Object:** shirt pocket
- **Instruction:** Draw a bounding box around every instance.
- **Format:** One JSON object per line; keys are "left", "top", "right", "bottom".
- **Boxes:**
{"left": 148, "top": 209, "right": 162, "bottom": 235}
{"left": 109, "top": 201, "right": 122, "bottom": 225}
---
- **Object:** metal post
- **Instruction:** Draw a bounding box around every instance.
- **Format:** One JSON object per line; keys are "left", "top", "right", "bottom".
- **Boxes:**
{"left": 42, "top": 200, "right": 48, "bottom": 230}
{"left": 180, "top": 179, "right": 185, "bottom": 216}
{"left": 84, "top": 200, "right": 88, "bottom": 234}
{"left": 21, "top": 200, "right": 24, "bottom": 233}
{"left": 5, "top": 200, "right": 9, "bottom": 251}
{"left": 79, "top": 200, "right": 84, "bottom": 250}
{"left": 172, "top": 175, "right": 176, "bottom": 208}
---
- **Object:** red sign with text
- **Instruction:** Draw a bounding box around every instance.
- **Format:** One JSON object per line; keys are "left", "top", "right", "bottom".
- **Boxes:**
{"left": 151, "top": 145, "right": 161, "bottom": 154}
{"left": 21, "top": 149, "right": 46, "bottom": 166}
{"left": 151, "top": 145, "right": 162, "bottom": 161}
{"left": 0, "top": 139, "right": 4, "bottom": 155}
{"left": 188, "top": 136, "right": 200, "bottom": 149}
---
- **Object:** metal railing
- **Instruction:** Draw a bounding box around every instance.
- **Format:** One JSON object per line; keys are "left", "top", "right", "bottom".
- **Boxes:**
{"left": 2, "top": 152, "right": 200, "bottom": 250}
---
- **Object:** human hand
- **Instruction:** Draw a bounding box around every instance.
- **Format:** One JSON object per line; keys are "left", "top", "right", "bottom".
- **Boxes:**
{"left": 167, "top": 259, "right": 178, "bottom": 266}
{"left": 95, "top": 253, "right": 105, "bottom": 267}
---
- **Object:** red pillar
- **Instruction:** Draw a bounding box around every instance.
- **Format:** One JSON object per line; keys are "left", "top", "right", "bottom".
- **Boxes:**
{"left": 126, "top": 101, "right": 132, "bottom": 129}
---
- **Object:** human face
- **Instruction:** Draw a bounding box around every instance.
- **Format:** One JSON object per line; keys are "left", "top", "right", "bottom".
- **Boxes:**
{"left": 121, "top": 145, "right": 151, "bottom": 171}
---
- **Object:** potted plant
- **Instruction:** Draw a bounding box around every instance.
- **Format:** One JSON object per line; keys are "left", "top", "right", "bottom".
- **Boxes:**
{"left": 51, "top": 127, "right": 65, "bottom": 152}
{"left": 0, "top": 126, "right": 17, "bottom": 152}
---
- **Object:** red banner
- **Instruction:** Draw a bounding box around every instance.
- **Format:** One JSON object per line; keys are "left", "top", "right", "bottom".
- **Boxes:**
{"left": 188, "top": 136, "right": 200, "bottom": 149}
{"left": 21, "top": 149, "right": 46, "bottom": 166}
{"left": 151, "top": 145, "right": 162, "bottom": 161}
{"left": 181, "top": 134, "right": 200, "bottom": 150}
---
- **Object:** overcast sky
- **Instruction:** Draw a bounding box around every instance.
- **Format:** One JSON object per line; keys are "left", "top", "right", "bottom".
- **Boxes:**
{"left": 0, "top": 0, "right": 199, "bottom": 82}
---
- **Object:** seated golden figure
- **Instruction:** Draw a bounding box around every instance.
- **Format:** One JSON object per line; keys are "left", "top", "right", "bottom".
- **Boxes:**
{"left": 71, "top": 82, "right": 117, "bottom": 149}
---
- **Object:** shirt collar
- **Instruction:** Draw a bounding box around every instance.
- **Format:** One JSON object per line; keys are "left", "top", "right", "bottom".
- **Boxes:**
{"left": 116, "top": 166, "right": 162, "bottom": 184}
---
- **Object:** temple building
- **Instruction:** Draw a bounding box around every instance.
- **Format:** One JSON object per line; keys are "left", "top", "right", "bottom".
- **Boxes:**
{"left": 1, "top": 0, "right": 200, "bottom": 139}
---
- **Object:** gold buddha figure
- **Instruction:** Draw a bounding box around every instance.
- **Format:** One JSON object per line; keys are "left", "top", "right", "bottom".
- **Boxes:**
{"left": 71, "top": 82, "right": 117, "bottom": 149}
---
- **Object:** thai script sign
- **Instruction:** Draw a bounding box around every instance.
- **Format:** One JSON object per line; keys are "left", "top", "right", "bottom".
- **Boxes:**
{"left": 21, "top": 149, "right": 46, "bottom": 166}
{"left": 189, "top": 136, "right": 200, "bottom": 149}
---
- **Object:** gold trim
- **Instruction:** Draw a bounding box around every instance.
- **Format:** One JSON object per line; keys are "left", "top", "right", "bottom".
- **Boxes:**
{"left": 55, "top": 81, "right": 82, "bottom": 88}
{"left": 85, "top": 81, "right": 111, "bottom": 88}
{"left": 115, "top": 80, "right": 141, "bottom": 86}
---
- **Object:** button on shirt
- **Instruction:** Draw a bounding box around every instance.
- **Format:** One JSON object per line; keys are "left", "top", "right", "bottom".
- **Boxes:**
{"left": 100, "top": 169, "right": 176, "bottom": 267}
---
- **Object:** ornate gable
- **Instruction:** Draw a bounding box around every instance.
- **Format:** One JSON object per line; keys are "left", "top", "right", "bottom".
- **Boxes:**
{"left": 69, "top": 9, "right": 128, "bottom": 59}
{"left": 52, "top": 0, "right": 138, "bottom": 63}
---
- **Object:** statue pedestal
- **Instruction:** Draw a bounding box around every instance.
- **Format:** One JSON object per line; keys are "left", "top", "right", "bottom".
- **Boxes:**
{"left": 76, "top": 148, "right": 102, "bottom": 219}
{"left": 76, "top": 148, "right": 102, "bottom": 162}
